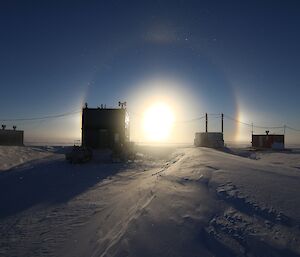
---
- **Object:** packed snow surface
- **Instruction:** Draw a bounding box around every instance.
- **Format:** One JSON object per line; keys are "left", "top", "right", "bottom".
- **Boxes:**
{"left": 0, "top": 146, "right": 300, "bottom": 257}
{"left": 0, "top": 146, "right": 60, "bottom": 171}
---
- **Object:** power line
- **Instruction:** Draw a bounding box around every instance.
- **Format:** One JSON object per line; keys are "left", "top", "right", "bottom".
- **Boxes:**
{"left": 223, "top": 114, "right": 252, "bottom": 127}
{"left": 286, "top": 126, "right": 300, "bottom": 132}
{"left": 175, "top": 115, "right": 206, "bottom": 124}
{"left": 0, "top": 110, "right": 81, "bottom": 122}
{"left": 128, "top": 111, "right": 206, "bottom": 124}
{"left": 1, "top": 109, "right": 300, "bottom": 133}
{"left": 207, "top": 113, "right": 221, "bottom": 116}
{"left": 253, "top": 124, "right": 284, "bottom": 129}
{"left": 130, "top": 111, "right": 300, "bottom": 131}
{"left": 224, "top": 114, "right": 285, "bottom": 129}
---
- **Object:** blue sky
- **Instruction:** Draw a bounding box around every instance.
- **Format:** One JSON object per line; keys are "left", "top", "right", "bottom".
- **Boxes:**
{"left": 0, "top": 0, "right": 299, "bottom": 144}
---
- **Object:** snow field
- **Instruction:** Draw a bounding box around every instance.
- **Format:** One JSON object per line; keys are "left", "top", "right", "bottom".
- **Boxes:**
{"left": 0, "top": 146, "right": 300, "bottom": 257}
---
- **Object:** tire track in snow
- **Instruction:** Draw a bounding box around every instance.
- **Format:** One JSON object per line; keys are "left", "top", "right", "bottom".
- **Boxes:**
{"left": 92, "top": 156, "right": 186, "bottom": 257}
{"left": 95, "top": 193, "right": 156, "bottom": 257}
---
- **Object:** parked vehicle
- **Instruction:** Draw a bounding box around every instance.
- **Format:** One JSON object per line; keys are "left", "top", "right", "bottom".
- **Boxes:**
{"left": 65, "top": 146, "right": 93, "bottom": 164}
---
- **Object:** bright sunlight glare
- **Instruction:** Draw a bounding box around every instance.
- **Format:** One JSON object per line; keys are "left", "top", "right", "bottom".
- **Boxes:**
{"left": 143, "top": 103, "right": 175, "bottom": 142}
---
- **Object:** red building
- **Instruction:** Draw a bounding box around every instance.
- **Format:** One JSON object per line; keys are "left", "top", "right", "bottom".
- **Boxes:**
{"left": 252, "top": 131, "right": 284, "bottom": 150}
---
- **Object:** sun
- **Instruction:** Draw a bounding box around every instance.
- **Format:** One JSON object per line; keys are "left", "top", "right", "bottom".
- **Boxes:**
{"left": 143, "top": 102, "right": 175, "bottom": 142}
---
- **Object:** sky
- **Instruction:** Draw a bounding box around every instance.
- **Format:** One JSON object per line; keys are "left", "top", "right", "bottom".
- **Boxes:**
{"left": 0, "top": 0, "right": 300, "bottom": 144}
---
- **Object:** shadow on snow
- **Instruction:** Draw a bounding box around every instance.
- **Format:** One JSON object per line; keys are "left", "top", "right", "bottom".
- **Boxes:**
{"left": 0, "top": 158, "right": 126, "bottom": 219}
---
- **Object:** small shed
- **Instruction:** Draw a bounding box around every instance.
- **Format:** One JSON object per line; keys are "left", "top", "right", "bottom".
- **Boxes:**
{"left": 194, "top": 132, "right": 224, "bottom": 148}
{"left": 194, "top": 113, "right": 225, "bottom": 148}
{"left": 252, "top": 131, "right": 284, "bottom": 150}
{"left": 81, "top": 105, "right": 129, "bottom": 149}
{"left": 0, "top": 126, "right": 24, "bottom": 146}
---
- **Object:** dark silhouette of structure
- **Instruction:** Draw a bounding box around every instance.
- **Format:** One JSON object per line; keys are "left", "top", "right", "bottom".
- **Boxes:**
{"left": 0, "top": 125, "right": 24, "bottom": 146}
{"left": 81, "top": 103, "right": 129, "bottom": 149}
{"left": 252, "top": 131, "right": 284, "bottom": 149}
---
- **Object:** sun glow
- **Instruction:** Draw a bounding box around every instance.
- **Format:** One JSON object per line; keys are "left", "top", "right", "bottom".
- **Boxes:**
{"left": 143, "top": 103, "right": 175, "bottom": 142}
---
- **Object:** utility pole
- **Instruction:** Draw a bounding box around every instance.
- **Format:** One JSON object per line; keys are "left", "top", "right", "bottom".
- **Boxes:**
{"left": 251, "top": 122, "right": 254, "bottom": 135}
{"left": 205, "top": 113, "right": 208, "bottom": 132}
{"left": 284, "top": 125, "right": 286, "bottom": 135}
{"left": 221, "top": 113, "right": 224, "bottom": 133}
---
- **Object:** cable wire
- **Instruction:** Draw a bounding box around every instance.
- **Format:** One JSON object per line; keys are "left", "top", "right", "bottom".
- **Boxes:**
{"left": 1, "top": 109, "right": 300, "bottom": 133}
{"left": 286, "top": 126, "right": 300, "bottom": 132}
{"left": 0, "top": 110, "right": 81, "bottom": 122}
{"left": 224, "top": 114, "right": 285, "bottom": 129}
{"left": 223, "top": 114, "right": 252, "bottom": 127}
{"left": 175, "top": 115, "right": 206, "bottom": 124}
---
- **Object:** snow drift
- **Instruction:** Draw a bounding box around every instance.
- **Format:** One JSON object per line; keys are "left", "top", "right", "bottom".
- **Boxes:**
{"left": 0, "top": 146, "right": 300, "bottom": 257}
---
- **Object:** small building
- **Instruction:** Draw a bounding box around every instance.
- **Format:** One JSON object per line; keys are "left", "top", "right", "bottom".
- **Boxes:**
{"left": 0, "top": 126, "right": 24, "bottom": 146}
{"left": 81, "top": 104, "right": 129, "bottom": 149}
{"left": 252, "top": 131, "right": 284, "bottom": 150}
{"left": 194, "top": 113, "right": 225, "bottom": 148}
{"left": 194, "top": 132, "right": 224, "bottom": 148}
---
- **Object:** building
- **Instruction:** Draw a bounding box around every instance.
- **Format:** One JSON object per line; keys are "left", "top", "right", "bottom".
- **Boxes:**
{"left": 194, "top": 132, "right": 224, "bottom": 148}
{"left": 194, "top": 113, "right": 225, "bottom": 148}
{"left": 252, "top": 131, "right": 284, "bottom": 150}
{"left": 0, "top": 125, "right": 24, "bottom": 146}
{"left": 81, "top": 104, "right": 129, "bottom": 149}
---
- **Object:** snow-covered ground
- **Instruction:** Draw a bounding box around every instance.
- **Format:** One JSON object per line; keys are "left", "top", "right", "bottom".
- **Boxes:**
{"left": 0, "top": 146, "right": 300, "bottom": 257}
{"left": 0, "top": 146, "right": 63, "bottom": 171}
{"left": 257, "top": 150, "right": 300, "bottom": 168}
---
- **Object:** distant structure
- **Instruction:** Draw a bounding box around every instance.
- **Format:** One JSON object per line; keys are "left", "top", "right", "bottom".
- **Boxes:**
{"left": 0, "top": 125, "right": 24, "bottom": 146}
{"left": 81, "top": 102, "right": 130, "bottom": 149}
{"left": 194, "top": 132, "right": 224, "bottom": 148}
{"left": 252, "top": 130, "right": 284, "bottom": 150}
{"left": 194, "top": 113, "right": 224, "bottom": 148}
